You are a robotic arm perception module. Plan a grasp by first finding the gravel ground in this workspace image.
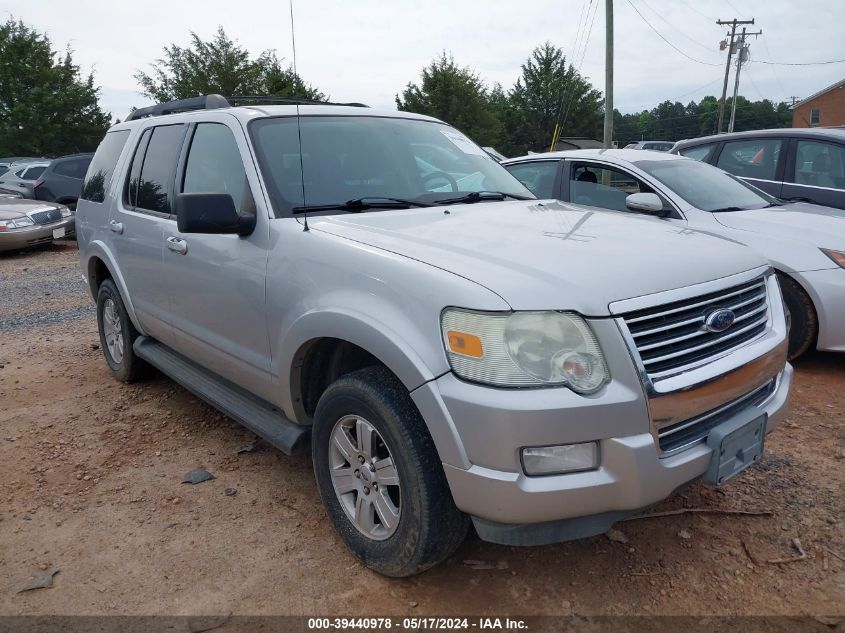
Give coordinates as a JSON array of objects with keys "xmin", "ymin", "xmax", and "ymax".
[{"xmin": 0, "ymin": 243, "xmax": 843, "ymax": 618}]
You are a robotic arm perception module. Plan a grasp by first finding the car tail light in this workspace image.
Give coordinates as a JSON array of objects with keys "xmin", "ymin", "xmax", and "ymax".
[{"xmin": 33, "ymin": 178, "xmax": 44, "ymax": 188}]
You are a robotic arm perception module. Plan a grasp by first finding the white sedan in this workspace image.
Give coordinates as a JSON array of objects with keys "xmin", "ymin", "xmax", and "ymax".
[{"xmin": 502, "ymin": 149, "xmax": 845, "ymax": 360}]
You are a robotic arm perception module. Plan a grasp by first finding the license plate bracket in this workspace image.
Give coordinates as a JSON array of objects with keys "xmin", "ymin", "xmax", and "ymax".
[{"xmin": 703, "ymin": 409, "xmax": 767, "ymax": 486}]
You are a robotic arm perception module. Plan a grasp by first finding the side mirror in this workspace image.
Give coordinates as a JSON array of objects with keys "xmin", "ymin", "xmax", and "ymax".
[
  {"xmin": 175, "ymin": 192, "xmax": 255, "ymax": 236},
  {"xmin": 626, "ymin": 192, "xmax": 668, "ymax": 216}
]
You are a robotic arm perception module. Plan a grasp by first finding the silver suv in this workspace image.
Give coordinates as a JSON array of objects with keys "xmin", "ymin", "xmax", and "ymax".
[{"xmin": 77, "ymin": 95, "xmax": 792, "ymax": 576}]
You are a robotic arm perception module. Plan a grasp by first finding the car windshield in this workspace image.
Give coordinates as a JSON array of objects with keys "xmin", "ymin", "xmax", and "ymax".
[
  {"xmin": 634, "ymin": 158, "xmax": 777, "ymax": 212},
  {"xmin": 250, "ymin": 115, "xmax": 533, "ymax": 213}
]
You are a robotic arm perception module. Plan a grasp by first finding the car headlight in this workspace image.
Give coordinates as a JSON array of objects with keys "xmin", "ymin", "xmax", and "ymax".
[
  {"xmin": 821, "ymin": 248, "xmax": 845, "ymax": 269},
  {"xmin": 60, "ymin": 206, "xmax": 72, "ymax": 217},
  {"xmin": 441, "ymin": 308, "xmax": 609, "ymax": 393},
  {"xmin": 0, "ymin": 217, "xmax": 35, "ymax": 230}
]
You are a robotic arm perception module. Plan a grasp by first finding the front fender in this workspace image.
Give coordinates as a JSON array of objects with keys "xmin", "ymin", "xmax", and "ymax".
[
  {"xmin": 275, "ymin": 307, "xmax": 442, "ymax": 415},
  {"xmin": 83, "ymin": 240, "xmax": 147, "ymax": 335}
]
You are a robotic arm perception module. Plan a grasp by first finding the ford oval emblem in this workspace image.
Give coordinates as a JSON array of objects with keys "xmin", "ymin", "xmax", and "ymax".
[{"xmin": 703, "ymin": 308, "xmax": 736, "ymax": 333}]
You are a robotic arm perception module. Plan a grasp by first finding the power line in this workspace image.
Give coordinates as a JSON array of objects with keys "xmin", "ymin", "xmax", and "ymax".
[
  {"xmin": 750, "ymin": 57, "xmax": 845, "ymax": 66},
  {"xmin": 638, "ymin": 0, "xmax": 720, "ymax": 54},
  {"xmin": 759, "ymin": 34, "xmax": 786, "ymax": 102},
  {"xmin": 625, "ymin": 0, "xmax": 722, "ymax": 66},
  {"xmin": 619, "ymin": 76, "xmax": 723, "ymax": 111},
  {"xmin": 677, "ymin": 0, "xmax": 720, "ymax": 27}
]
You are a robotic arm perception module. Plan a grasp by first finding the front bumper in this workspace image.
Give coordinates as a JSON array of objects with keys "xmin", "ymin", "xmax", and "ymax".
[
  {"xmin": 0, "ymin": 217, "xmax": 75, "ymax": 252},
  {"xmin": 437, "ymin": 363, "xmax": 791, "ymax": 544},
  {"xmin": 792, "ymin": 268, "xmax": 845, "ymax": 352}
]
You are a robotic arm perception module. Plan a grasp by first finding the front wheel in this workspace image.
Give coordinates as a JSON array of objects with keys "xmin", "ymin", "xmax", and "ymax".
[
  {"xmin": 777, "ymin": 273, "xmax": 817, "ymax": 361},
  {"xmin": 312, "ymin": 367, "xmax": 469, "ymax": 577}
]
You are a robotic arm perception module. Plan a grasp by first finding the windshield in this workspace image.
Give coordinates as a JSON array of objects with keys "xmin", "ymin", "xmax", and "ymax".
[
  {"xmin": 250, "ymin": 115, "xmax": 532, "ymax": 214},
  {"xmin": 634, "ymin": 158, "xmax": 777, "ymax": 211}
]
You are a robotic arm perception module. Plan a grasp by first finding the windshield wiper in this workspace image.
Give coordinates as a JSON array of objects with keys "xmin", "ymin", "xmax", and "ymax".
[
  {"xmin": 710, "ymin": 206, "xmax": 747, "ymax": 213},
  {"xmin": 434, "ymin": 191, "xmax": 533, "ymax": 205},
  {"xmin": 293, "ymin": 197, "xmax": 431, "ymax": 214}
]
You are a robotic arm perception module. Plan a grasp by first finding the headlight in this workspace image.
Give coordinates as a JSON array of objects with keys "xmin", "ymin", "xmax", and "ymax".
[
  {"xmin": 0, "ymin": 217, "xmax": 35, "ymax": 230},
  {"xmin": 441, "ymin": 308, "xmax": 609, "ymax": 393},
  {"xmin": 60, "ymin": 206, "xmax": 72, "ymax": 217},
  {"xmin": 821, "ymin": 248, "xmax": 845, "ymax": 269}
]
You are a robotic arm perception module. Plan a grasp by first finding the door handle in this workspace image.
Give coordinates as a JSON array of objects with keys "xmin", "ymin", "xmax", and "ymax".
[
  {"xmin": 109, "ymin": 220, "xmax": 123, "ymax": 234},
  {"xmin": 166, "ymin": 236, "xmax": 188, "ymax": 255}
]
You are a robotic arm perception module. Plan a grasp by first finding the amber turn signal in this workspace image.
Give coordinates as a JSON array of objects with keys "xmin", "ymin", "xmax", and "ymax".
[{"xmin": 446, "ymin": 330, "xmax": 483, "ymax": 358}]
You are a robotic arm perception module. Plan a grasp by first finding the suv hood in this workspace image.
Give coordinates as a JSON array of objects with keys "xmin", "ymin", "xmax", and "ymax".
[
  {"xmin": 312, "ymin": 200, "xmax": 766, "ymax": 315},
  {"xmin": 712, "ymin": 202, "xmax": 845, "ymax": 250}
]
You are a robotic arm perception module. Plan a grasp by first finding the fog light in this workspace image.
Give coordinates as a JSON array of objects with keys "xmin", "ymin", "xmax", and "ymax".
[{"xmin": 521, "ymin": 442, "xmax": 599, "ymax": 476}]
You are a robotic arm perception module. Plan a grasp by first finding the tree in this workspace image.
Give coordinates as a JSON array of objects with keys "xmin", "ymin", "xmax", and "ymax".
[
  {"xmin": 135, "ymin": 27, "xmax": 325, "ymax": 102},
  {"xmin": 396, "ymin": 53, "xmax": 502, "ymax": 147},
  {"xmin": 507, "ymin": 43, "xmax": 604, "ymax": 155},
  {"xmin": 0, "ymin": 19, "xmax": 111, "ymax": 156}
]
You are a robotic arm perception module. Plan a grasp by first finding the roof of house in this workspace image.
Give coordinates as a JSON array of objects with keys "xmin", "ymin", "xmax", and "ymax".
[{"xmin": 794, "ymin": 78, "xmax": 845, "ymax": 108}]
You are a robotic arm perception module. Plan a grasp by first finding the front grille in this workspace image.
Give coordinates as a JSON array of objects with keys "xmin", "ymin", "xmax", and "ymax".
[
  {"xmin": 28, "ymin": 208, "xmax": 62, "ymax": 225},
  {"xmin": 658, "ymin": 379, "xmax": 777, "ymax": 453},
  {"xmin": 621, "ymin": 277, "xmax": 769, "ymax": 380}
]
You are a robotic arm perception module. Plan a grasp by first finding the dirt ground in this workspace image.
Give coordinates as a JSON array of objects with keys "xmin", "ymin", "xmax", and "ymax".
[{"xmin": 0, "ymin": 243, "xmax": 843, "ymax": 617}]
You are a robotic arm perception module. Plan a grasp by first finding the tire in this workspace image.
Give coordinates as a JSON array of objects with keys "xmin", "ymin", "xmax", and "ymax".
[
  {"xmin": 777, "ymin": 273, "xmax": 817, "ymax": 361},
  {"xmin": 96, "ymin": 279, "xmax": 147, "ymax": 382},
  {"xmin": 312, "ymin": 366, "xmax": 469, "ymax": 577}
]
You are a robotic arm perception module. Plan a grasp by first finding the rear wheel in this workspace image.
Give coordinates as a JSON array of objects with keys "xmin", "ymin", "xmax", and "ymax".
[
  {"xmin": 312, "ymin": 366, "xmax": 469, "ymax": 577},
  {"xmin": 777, "ymin": 273, "xmax": 817, "ymax": 360},
  {"xmin": 96, "ymin": 279, "xmax": 147, "ymax": 382}
]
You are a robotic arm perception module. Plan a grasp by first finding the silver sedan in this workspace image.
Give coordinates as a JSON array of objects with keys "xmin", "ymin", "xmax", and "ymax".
[
  {"xmin": 502, "ymin": 149, "xmax": 845, "ymax": 360},
  {"xmin": 0, "ymin": 198, "xmax": 74, "ymax": 252}
]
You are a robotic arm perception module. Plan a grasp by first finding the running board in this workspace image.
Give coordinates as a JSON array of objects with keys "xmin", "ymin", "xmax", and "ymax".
[{"xmin": 133, "ymin": 336, "xmax": 309, "ymax": 456}]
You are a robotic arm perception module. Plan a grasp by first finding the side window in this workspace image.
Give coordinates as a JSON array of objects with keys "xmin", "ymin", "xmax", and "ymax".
[
  {"xmin": 716, "ymin": 138, "xmax": 782, "ymax": 181},
  {"xmin": 55, "ymin": 158, "xmax": 90, "ymax": 179},
  {"xmin": 679, "ymin": 144, "xmax": 715, "ymax": 162},
  {"xmin": 503, "ymin": 161, "xmax": 559, "ymax": 199},
  {"xmin": 810, "ymin": 109, "xmax": 820, "ymax": 126},
  {"xmin": 570, "ymin": 163, "xmax": 647, "ymax": 212},
  {"xmin": 81, "ymin": 130, "xmax": 130, "ymax": 203},
  {"xmin": 124, "ymin": 128, "xmax": 152, "ymax": 209},
  {"xmin": 182, "ymin": 123, "xmax": 252, "ymax": 213},
  {"xmin": 794, "ymin": 140, "xmax": 845, "ymax": 190},
  {"xmin": 22, "ymin": 165, "xmax": 46, "ymax": 180},
  {"xmin": 135, "ymin": 125, "xmax": 186, "ymax": 214}
]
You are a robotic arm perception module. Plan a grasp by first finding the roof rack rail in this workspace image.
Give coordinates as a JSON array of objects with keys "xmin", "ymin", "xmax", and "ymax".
[{"xmin": 125, "ymin": 94, "xmax": 368, "ymax": 121}]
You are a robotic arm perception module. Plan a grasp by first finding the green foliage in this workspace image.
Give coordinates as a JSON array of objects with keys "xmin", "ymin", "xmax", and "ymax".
[
  {"xmin": 506, "ymin": 42, "xmax": 604, "ymax": 155},
  {"xmin": 135, "ymin": 27, "xmax": 325, "ymax": 102},
  {"xmin": 0, "ymin": 19, "xmax": 111, "ymax": 156},
  {"xmin": 614, "ymin": 95, "xmax": 792, "ymax": 147},
  {"xmin": 395, "ymin": 53, "xmax": 502, "ymax": 147}
]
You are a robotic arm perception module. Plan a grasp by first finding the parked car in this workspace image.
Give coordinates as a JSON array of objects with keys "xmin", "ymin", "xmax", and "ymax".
[
  {"xmin": 78, "ymin": 95, "xmax": 790, "ymax": 577},
  {"xmin": 671, "ymin": 128, "xmax": 845, "ymax": 210},
  {"xmin": 0, "ymin": 161, "xmax": 51, "ymax": 198},
  {"xmin": 0, "ymin": 156, "xmax": 43, "ymax": 177},
  {"xmin": 0, "ymin": 198, "xmax": 74, "ymax": 252},
  {"xmin": 502, "ymin": 149, "xmax": 845, "ymax": 359},
  {"xmin": 623, "ymin": 141, "xmax": 674, "ymax": 152},
  {"xmin": 32, "ymin": 153, "xmax": 93, "ymax": 210}
]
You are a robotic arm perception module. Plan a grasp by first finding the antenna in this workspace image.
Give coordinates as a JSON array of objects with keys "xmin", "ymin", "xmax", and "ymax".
[{"xmin": 289, "ymin": 0, "xmax": 308, "ymax": 231}]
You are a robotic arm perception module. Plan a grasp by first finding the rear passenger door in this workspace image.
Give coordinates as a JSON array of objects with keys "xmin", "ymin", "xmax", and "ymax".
[
  {"xmin": 714, "ymin": 137, "xmax": 785, "ymax": 198},
  {"xmin": 781, "ymin": 138, "xmax": 845, "ymax": 209},
  {"xmin": 111, "ymin": 123, "xmax": 187, "ymax": 347},
  {"xmin": 162, "ymin": 117, "xmax": 274, "ymax": 400}
]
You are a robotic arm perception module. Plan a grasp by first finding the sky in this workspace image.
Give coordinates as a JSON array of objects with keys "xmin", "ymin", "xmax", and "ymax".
[{"xmin": 5, "ymin": 0, "xmax": 845, "ymax": 122}]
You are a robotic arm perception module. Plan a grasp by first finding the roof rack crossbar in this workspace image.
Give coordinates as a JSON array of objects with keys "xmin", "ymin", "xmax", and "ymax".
[{"xmin": 125, "ymin": 94, "xmax": 369, "ymax": 121}]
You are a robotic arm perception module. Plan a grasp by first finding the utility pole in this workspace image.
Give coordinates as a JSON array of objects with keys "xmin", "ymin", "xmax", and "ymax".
[
  {"xmin": 716, "ymin": 18, "xmax": 754, "ymax": 133},
  {"xmin": 603, "ymin": 0, "xmax": 613, "ymax": 148},
  {"xmin": 727, "ymin": 27, "xmax": 762, "ymax": 132}
]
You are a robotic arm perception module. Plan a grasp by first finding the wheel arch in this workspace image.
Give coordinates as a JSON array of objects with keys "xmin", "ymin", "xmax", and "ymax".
[{"xmin": 84, "ymin": 242, "xmax": 145, "ymax": 334}]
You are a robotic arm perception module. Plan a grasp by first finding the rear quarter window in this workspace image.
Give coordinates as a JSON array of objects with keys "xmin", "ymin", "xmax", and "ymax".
[
  {"xmin": 81, "ymin": 130, "xmax": 131, "ymax": 203},
  {"xmin": 54, "ymin": 157, "xmax": 91, "ymax": 179},
  {"xmin": 678, "ymin": 144, "xmax": 715, "ymax": 162}
]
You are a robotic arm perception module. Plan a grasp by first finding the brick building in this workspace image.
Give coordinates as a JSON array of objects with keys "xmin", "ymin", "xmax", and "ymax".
[{"xmin": 793, "ymin": 78, "xmax": 845, "ymax": 128}]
